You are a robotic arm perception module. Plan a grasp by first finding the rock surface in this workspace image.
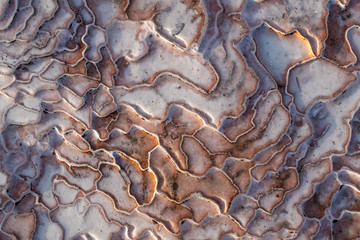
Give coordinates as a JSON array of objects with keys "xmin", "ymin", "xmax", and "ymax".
[{"xmin": 0, "ymin": 0, "xmax": 359, "ymax": 239}]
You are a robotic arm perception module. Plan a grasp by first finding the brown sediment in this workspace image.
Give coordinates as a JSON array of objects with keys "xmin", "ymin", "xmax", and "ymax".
[
  {"xmin": 138, "ymin": 193, "xmax": 192, "ymax": 234},
  {"xmin": 323, "ymin": 0, "xmax": 360, "ymax": 66},
  {"xmin": 313, "ymin": 216, "xmax": 332, "ymax": 240},
  {"xmin": 182, "ymin": 193, "xmax": 221, "ymax": 223},
  {"xmin": 180, "ymin": 215, "xmax": 246, "ymax": 239},
  {"xmin": 160, "ymin": 105, "xmax": 204, "ymax": 170},
  {"xmin": 2, "ymin": 213, "xmax": 36, "ymax": 240},
  {"xmin": 182, "ymin": 135, "xmax": 213, "ymax": 175},
  {"xmin": 97, "ymin": 163, "xmax": 138, "ymax": 212},
  {"xmin": 223, "ymin": 157, "xmax": 254, "ymax": 193},
  {"xmin": 302, "ymin": 173, "xmax": 340, "ymax": 219},
  {"xmin": 63, "ymin": 130, "xmax": 90, "ymax": 151},
  {"xmin": 294, "ymin": 218, "xmax": 319, "ymax": 239},
  {"xmin": 149, "ymin": 147, "xmax": 238, "ymax": 213},
  {"xmin": 114, "ymin": 152, "xmax": 156, "ymax": 205},
  {"xmin": 331, "ymin": 184, "xmax": 360, "ymax": 218},
  {"xmin": 332, "ymin": 212, "xmax": 360, "ymax": 239},
  {"xmin": 84, "ymin": 127, "xmax": 158, "ymax": 169}
]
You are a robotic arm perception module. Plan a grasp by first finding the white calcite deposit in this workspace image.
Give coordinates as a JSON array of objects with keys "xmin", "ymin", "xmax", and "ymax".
[{"xmin": 0, "ymin": 0, "xmax": 360, "ymax": 239}]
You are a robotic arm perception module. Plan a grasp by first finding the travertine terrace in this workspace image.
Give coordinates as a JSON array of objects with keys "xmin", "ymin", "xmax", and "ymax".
[{"xmin": 0, "ymin": 0, "xmax": 359, "ymax": 239}]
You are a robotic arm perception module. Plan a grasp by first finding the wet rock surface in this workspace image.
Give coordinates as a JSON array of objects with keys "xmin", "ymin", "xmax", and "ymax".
[{"xmin": 0, "ymin": 0, "xmax": 360, "ymax": 239}]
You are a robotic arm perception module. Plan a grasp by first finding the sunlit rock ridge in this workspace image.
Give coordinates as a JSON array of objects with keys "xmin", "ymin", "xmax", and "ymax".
[{"xmin": 0, "ymin": 0, "xmax": 359, "ymax": 239}]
